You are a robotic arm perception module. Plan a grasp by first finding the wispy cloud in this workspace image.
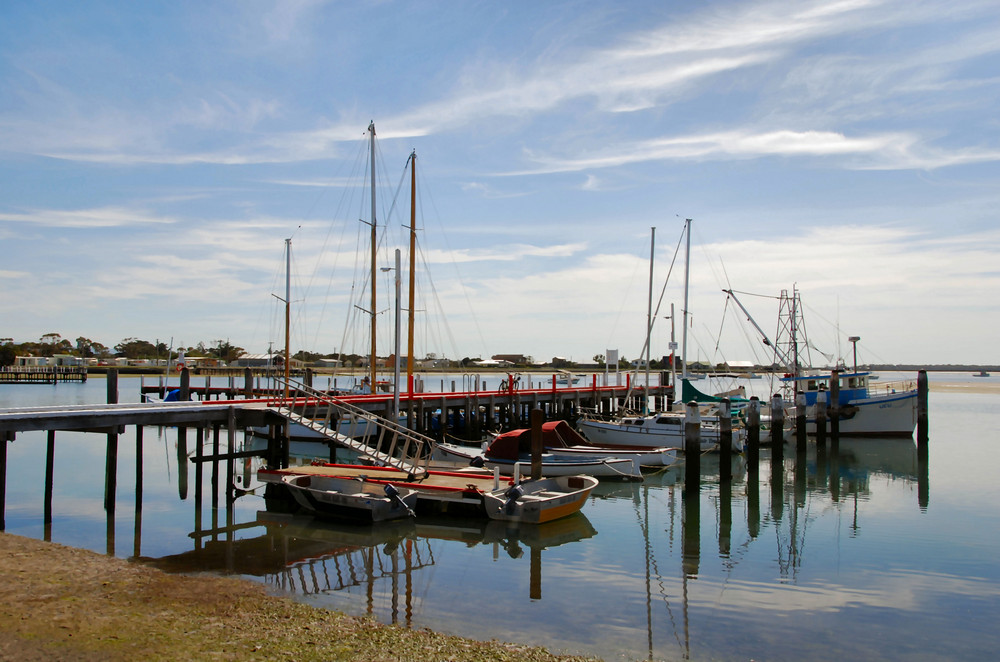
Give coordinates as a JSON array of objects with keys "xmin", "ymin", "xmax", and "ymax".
[{"xmin": 0, "ymin": 206, "xmax": 177, "ymax": 228}]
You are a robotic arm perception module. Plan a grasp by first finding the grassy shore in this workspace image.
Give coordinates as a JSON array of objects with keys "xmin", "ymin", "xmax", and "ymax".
[{"xmin": 0, "ymin": 533, "xmax": 598, "ymax": 662}]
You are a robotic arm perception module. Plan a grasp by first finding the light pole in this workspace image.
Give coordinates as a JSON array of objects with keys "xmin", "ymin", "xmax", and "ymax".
[
  {"xmin": 381, "ymin": 249, "xmax": 402, "ymax": 419},
  {"xmin": 848, "ymin": 336, "xmax": 860, "ymax": 374}
]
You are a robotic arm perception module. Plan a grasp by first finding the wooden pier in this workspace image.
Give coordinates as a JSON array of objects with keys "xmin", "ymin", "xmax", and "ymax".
[
  {"xmin": 0, "ymin": 368, "xmax": 674, "ymax": 531},
  {"xmin": 0, "ymin": 366, "xmax": 87, "ymax": 384}
]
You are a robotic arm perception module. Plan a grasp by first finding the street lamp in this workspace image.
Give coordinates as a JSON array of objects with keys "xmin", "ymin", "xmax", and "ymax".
[{"xmin": 848, "ymin": 336, "xmax": 861, "ymax": 374}]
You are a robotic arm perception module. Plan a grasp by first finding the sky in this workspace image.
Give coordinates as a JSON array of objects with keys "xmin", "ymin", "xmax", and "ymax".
[{"xmin": 1, "ymin": 0, "xmax": 998, "ymax": 367}]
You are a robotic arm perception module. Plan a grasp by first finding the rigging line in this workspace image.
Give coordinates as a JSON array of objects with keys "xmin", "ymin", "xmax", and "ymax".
[
  {"xmin": 308, "ymin": 135, "xmax": 370, "ymax": 351},
  {"xmin": 415, "ymin": 239, "xmax": 462, "ymax": 363},
  {"xmin": 604, "ymin": 241, "xmax": 647, "ymax": 351},
  {"xmin": 415, "ymin": 158, "xmax": 491, "ymax": 359},
  {"xmin": 621, "ymin": 222, "xmax": 687, "ymax": 399},
  {"xmin": 714, "ymin": 295, "xmax": 731, "ymax": 355}
]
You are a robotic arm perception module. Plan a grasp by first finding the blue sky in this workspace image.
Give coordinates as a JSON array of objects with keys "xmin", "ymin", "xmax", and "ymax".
[{"xmin": 1, "ymin": 0, "xmax": 998, "ymax": 367}]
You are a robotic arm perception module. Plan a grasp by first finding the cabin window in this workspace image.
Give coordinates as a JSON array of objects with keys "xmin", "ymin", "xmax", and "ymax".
[
  {"xmin": 807, "ymin": 380, "xmax": 817, "ymax": 391},
  {"xmin": 656, "ymin": 417, "xmax": 679, "ymax": 425}
]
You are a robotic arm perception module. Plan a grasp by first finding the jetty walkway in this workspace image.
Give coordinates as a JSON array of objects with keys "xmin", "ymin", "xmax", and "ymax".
[{"xmin": 0, "ymin": 370, "xmax": 671, "ymax": 530}]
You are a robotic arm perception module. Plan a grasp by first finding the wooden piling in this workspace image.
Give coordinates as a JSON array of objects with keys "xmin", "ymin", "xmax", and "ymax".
[
  {"xmin": 0, "ymin": 432, "xmax": 7, "ymax": 531},
  {"xmin": 194, "ymin": 426, "xmax": 204, "ymax": 533},
  {"xmin": 815, "ymin": 390, "xmax": 827, "ymax": 446},
  {"xmin": 719, "ymin": 398, "xmax": 732, "ymax": 483},
  {"xmin": 719, "ymin": 480, "xmax": 731, "ymax": 557},
  {"xmin": 770, "ymin": 395, "xmax": 784, "ymax": 492},
  {"xmin": 684, "ymin": 401, "xmax": 701, "ymax": 493},
  {"xmin": 747, "ymin": 396, "xmax": 760, "ymax": 480},
  {"xmin": 530, "ymin": 408, "xmax": 544, "ymax": 481},
  {"xmin": 105, "ymin": 370, "xmax": 119, "ymax": 512},
  {"xmin": 180, "ymin": 368, "xmax": 191, "ymax": 401},
  {"xmin": 917, "ymin": 370, "xmax": 929, "ymax": 449},
  {"xmin": 530, "ymin": 547, "xmax": 542, "ymax": 600},
  {"xmin": 177, "ymin": 426, "xmax": 188, "ymax": 501},
  {"xmin": 770, "ymin": 394, "xmax": 784, "ymax": 448},
  {"xmin": 795, "ymin": 392, "xmax": 807, "ymax": 451},
  {"xmin": 133, "ymin": 424, "xmax": 143, "ymax": 558},
  {"xmin": 134, "ymin": 425, "xmax": 143, "ymax": 512},
  {"xmin": 226, "ymin": 407, "xmax": 236, "ymax": 503},
  {"xmin": 747, "ymin": 460, "xmax": 760, "ymax": 539},
  {"xmin": 44, "ymin": 430, "xmax": 55, "ymax": 524},
  {"xmin": 682, "ymin": 485, "xmax": 700, "ymax": 577},
  {"xmin": 244, "ymin": 368, "xmax": 253, "ymax": 398},
  {"xmin": 829, "ymin": 369, "xmax": 840, "ymax": 439},
  {"xmin": 211, "ymin": 424, "xmax": 220, "ymax": 510}
]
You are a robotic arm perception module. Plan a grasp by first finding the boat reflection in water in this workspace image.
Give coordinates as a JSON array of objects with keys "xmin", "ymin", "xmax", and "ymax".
[{"xmin": 147, "ymin": 509, "xmax": 596, "ymax": 625}]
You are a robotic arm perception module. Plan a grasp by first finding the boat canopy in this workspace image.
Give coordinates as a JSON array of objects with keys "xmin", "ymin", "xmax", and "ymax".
[
  {"xmin": 486, "ymin": 421, "xmax": 589, "ymax": 461},
  {"xmin": 681, "ymin": 378, "xmax": 749, "ymax": 404}
]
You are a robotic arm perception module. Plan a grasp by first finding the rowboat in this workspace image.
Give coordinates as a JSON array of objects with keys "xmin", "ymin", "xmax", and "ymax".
[
  {"xmin": 281, "ymin": 474, "xmax": 417, "ymax": 522},
  {"xmin": 484, "ymin": 474, "xmax": 598, "ymax": 524}
]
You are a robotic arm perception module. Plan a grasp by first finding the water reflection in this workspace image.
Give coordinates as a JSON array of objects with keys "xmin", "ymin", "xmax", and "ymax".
[
  {"xmin": 2, "ymin": 376, "xmax": 956, "ymax": 662},
  {"xmin": 147, "ymin": 510, "xmax": 596, "ymax": 624}
]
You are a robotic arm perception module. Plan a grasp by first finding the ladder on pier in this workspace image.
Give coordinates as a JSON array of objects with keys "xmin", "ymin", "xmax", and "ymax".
[{"xmin": 269, "ymin": 379, "xmax": 434, "ymax": 479}]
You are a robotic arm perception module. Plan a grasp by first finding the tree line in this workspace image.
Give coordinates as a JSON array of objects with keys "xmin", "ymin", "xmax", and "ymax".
[{"xmin": 0, "ymin": 333, "xmax": 250, "ymax": 367}]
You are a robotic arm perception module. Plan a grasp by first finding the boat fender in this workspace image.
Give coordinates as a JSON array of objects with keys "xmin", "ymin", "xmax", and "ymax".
[
  {"xmin": 470, "ymin": 455, "xmax": 485, "ymax": 468},
  {"xmin": 503, "ymin": 484, "xmax": 524, "ymax": 515}
]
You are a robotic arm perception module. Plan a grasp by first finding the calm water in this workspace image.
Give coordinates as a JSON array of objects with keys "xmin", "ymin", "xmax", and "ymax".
[{"xmin": 2, "ymin": 372, "xmax": 999, "ymax": 661}]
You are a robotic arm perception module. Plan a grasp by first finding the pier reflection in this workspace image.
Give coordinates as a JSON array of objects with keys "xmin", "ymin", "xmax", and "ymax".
[
  {"xmin": 620, "ymin": 435, "xmax": 928, "ymax": 660},
  {"xmin": 146, "ymin": 511, "xmax": 596, "ymax": 625}
]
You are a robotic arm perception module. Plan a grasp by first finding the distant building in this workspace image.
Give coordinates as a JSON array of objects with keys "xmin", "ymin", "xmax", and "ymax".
[
  {"xmin": 476, "ymin": 358, "xmax": 514, "ymax": 367},
  {"xmin": 15, "ymin": 356, "xmax": 49, "ymax": 367},
  {"xmin": 491, "ymin": 354, "xmax": 529, "ymax": 365},
  {"xmin": 232, "ymin": 353, "xmax": 280, "ymax": 368}
]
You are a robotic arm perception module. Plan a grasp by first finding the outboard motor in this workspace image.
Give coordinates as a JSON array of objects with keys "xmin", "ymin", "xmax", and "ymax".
[
  {"xmin": 383, "ymin": 483, "xmax": 415, "ymax": 517},
  {"xmin": 502, "ymin": 484, "xmax": 524, "ymax": 515}
]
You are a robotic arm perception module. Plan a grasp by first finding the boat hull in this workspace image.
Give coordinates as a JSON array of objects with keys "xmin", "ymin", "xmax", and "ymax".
[
  {"xmin": 483, "ymin": 475, "xmax": 598, "ymax": 524},
  {"xmin": 432, "ymin": 443, "xmax": 643, "ymax": 479},
  {"xmin": 282, "ymin": 474, "xmax": 417, "ymax": 522},
  {"xmin": 808, "ymin": 390, "xmax": 917, "ymax": 437},
  {"xmin": 577, "ymin": 416, "xmax": 745, "ymax": 452}
]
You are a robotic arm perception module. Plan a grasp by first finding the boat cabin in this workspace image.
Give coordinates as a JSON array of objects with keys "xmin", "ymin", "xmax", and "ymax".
[{"xmin": 780, "ymin": 371, "xmax": 871, "ymax": 406}]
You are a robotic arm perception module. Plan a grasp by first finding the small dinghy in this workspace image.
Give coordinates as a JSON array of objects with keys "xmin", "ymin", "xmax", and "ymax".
[
  {"xmin": 483, "ymin": 474, "xmax": 599, "ymax": 524},
  {"xmin": 282, "ymin": 474, "xmax": 417, "ymax": 523}
]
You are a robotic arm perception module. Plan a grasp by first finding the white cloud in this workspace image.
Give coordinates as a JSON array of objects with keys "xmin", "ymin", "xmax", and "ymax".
[{"xmin": 0, "ymin": 207, "xmax": 177, "ymax": 228}]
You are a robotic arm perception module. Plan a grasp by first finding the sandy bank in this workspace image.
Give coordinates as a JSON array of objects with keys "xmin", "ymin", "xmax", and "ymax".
[{"xmin": 0, "ymin": 533, "xmax": 596, "ymax": 662}]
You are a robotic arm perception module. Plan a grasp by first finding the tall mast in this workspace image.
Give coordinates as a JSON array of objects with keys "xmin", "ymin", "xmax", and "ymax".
[
  {"xmin": 283, "ymin": 237, "xmax": 291, "ymax": 399},
  {"xmin": 681, "ymin": 218, "xmax": 691, "ymax": 380},
  {"xmin": 368, "ymin": 121, "xmax": 377, "ymax": 389},
  {"xmin": 407, "ymin": 150, "xmax": 417, "ymax": 397},
  {"xmin": 645, "ymin": 227, "xmax": 655, "ymax": 408}
]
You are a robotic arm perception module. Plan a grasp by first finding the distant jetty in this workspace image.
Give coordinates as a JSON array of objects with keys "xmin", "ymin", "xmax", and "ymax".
[{"xmin": 0, "ymin": 366, "xmax": 87, "ymax": 384}]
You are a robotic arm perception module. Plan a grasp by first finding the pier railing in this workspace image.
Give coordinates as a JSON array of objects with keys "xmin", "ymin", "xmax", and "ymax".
[{"xmin": 268, "ymin": 378, "xmax": 435, "ymax": 479}]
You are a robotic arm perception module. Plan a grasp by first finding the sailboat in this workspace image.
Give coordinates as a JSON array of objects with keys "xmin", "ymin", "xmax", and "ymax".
[{"xmin": 576, "ymin": 221, "xmax": 746, "ymax": 453}]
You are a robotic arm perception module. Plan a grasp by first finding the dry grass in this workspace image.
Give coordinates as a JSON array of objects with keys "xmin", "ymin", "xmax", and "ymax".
[{"xmin": 0, "ymin": 533, "xmax": 598, "ymax": 662}]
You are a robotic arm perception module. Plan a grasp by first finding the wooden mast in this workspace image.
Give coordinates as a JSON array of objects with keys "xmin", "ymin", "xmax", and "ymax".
[
  {"xmin": 407, "ymin": 150, "xmax": 417, "ymax": 397},
  {"xmin": 368, "ymin": 121, "xmax": 377, "ymax": 391},
  {"xmin": 283, "ymin": 237, "xmax": 291, "ymax": 399}
]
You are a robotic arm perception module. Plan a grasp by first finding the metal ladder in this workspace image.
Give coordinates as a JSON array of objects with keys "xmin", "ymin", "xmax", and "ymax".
[{"xmin": 268, "ymin": 378, "xmax": 434, "ymax": 479}]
